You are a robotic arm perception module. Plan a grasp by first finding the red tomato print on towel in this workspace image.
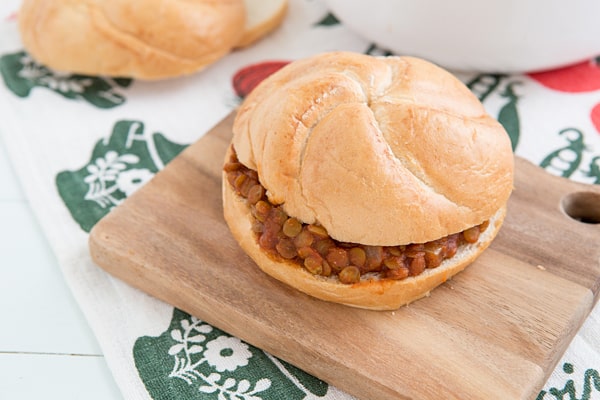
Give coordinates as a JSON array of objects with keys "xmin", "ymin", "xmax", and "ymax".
[
  {"xmin": 233, "ymin": 61, "xmax": 290, "ymax": 99},
  {"xmin": 529, "ymin": 57, "xmax": 600, "ymax": 134},
  {"xmin": 528, "ymin": 58, "xmax": 600, "ymax": 93}
]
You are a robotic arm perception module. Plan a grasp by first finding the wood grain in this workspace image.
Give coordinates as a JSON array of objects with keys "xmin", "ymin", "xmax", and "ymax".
[{"xmin": 89, "ymin": 112, "xmax": 600, "ymax": 400}]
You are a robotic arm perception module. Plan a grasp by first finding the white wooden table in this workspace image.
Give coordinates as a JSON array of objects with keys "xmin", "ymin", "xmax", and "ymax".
[{"xmin": 0, "ymin": 136, "xmax": 123, "ymax": 399}]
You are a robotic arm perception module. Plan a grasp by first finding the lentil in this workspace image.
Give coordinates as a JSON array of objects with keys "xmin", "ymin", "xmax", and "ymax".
[
  {"xmin": 463, "ymin": 226, "xmax": 480, "ymax": 243},
  {"xmin": 326, "ymin": 248, "xmax": 349, "ymax": 270},
  {"xmin": 225, "ymin": 148, "xmax": 490, "ymax": 285},
  {"xmin": 247, "ymin": 184, "xmax": 264, "ymax": 205},
  {"xmin": 339, "ymin": 266, "xmax": 361, "ymax": 284},
  {"xmin": 283, "ymin": 217, "xmax": 303, "ymax": 238},
  {"xmin": 304, "ymin": 256, "xmax": 323, "ymax": 275},
  {"xmin": 348, "ymin": 247, "xmax": 366, "ymax": 268},
  {"xmin": 276, "ymin": 238, "xmax": 297, "ymax": 259},
  {"xmin": 293, "ymin": 229, "xmax": 314, "ymax": 248}
]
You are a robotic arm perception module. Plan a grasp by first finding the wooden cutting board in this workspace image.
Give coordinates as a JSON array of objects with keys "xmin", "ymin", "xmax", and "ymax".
[{"xmin": 89, "ymin": 112, "xmax": 600, "ymax": 400}]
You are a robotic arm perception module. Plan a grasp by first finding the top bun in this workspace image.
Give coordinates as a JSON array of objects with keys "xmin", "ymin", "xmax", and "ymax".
[
  {"xmin": 18, "ymin": 0, "xmax": 246, "ymax": 80},
  {"xmin": 232, "ymin": 51, "xmax": 514, "ymax": 246}
]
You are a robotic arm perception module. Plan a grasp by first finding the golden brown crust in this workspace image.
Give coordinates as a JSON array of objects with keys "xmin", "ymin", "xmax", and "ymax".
[
  {"xmin": 222, "ymin": 158, "xmax": 507, "ymax": 310},
  {"xmin": 18, "ymin": 0, "xmax": 246, "ymax": 79},
  {"xmin": 232, "ymin": 52, "xmax": 514, "ymax": 245}
]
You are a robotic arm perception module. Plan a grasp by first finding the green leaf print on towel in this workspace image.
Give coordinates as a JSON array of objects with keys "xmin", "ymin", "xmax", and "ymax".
[
  {"xmin": 537, "ymin": 363, "xmax": 600, "ymax": 400},
  {"xmin": 314, "ymin": 12, "xmax": 339, "ymax": 26},
  {"xmin": 497, "ymin": 82, "xmax": 521, "ymax": 152},
  {"xmin": 56, "ymin": 120, "xmax": 187, "ymax": 232},
  {"xmin": 540, "ymin": 128, "xmax": 587, "ymax": 178},
  {"xmin": 0, "ymin": 51, "xmax": 132, "ymax": 108},
  {"xmin": 134, "ymin": 309, "xmax": 331, "ymax": 400},
  {"xmin": 583, "ymin": 156, "xmax": 600, "ymax": 184},
  {"xmin": 539, "ymin": 127, "xmax": 600, "ymax": 184}
]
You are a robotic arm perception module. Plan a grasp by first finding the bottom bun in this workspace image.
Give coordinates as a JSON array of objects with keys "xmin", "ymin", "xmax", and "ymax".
[
  {"xmin": 236, "ymin": 0, "xmax": 288, "ymax": 48},
  {"xmin": 222, "ymin": 169, "xmax": 507, "ymax": 311}
]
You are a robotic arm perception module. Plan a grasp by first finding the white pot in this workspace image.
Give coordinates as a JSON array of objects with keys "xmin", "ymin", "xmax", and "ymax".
[{"xmin": 324, "ymin": 0, "xmax": 600, "ymax": 72}]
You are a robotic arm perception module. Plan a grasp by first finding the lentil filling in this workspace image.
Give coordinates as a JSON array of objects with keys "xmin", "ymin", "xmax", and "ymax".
[{"xmin": 225, "ymin": 148, "xmax": 489, "ymax": 284}]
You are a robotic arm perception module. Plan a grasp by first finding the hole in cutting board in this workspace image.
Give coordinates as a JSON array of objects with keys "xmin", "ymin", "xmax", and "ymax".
[{"xmin": 561, "ymin": 191, "xmax": 600, "ymax": 224}]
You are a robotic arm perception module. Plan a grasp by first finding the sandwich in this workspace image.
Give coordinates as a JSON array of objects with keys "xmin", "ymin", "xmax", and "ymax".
[
  {"xmin": 18, "ymin": 0, "xmax": 288, "ymax": 80},
  {"xmin": 222, "ymin": 51, "xmax": 514, "ymax": 310}
]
